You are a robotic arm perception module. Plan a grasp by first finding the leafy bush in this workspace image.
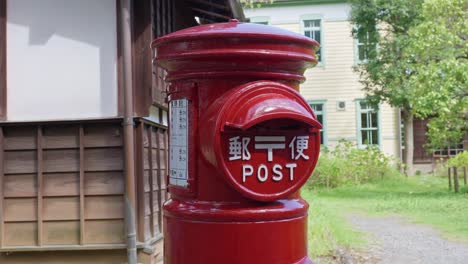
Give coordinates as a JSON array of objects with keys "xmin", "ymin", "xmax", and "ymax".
[
  {"xmin": 308, "ymin": 140, "xmax": 402, "ymax": 188},
  {"xmin": 447, "ymin": 151, "xmax": 468, "ymax": 168}
]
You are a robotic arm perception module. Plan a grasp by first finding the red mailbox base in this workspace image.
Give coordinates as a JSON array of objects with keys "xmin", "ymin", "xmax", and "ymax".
[{"xmin": 164, "ymin": 198, "xmax": 313, "ymax": 264}]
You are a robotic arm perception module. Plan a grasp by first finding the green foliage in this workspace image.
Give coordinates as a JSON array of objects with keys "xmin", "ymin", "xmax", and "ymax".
[
  {"xmin": 309, "ymin": 140, "xmax": 401, "ymax": 188},
  {"xmin": 350, "ymin": 0, "xmax": 468, "ymax": 149},
  {"xmin": 350, "ymin": 0, "xmax": 424, "ymax": 109},
  {"xmin": 306, "ymin": 175, "xmax": 468, "ymax": 247},
  {"xmin": 448, "ymin": 151, "xmax": 468, "ymax": 167},
  {"xmin": 304, "ymin": 176, "xmax": 468, "ymax": 258},
  {"xmin": 404, "ymin": 0, "xmax": 468, "ymax": 149},
  {"xmin": 302, "ymin": 190, "xmax": 366, "ymax": 258}
]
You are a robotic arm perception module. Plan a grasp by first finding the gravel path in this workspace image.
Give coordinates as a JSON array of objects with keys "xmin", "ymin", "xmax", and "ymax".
[{"xmin": 347, "ymin": 214, "xmax": 468, "ymax": 264}]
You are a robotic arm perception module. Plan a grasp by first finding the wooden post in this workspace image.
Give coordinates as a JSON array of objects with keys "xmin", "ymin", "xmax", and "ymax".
[
  {"xmin": 448, "ymin": 167, "xmax": 452, "ymax": 190},
  {"xmin": 453, "ymin": 167, "xmax": 459, "ymax": 193}
]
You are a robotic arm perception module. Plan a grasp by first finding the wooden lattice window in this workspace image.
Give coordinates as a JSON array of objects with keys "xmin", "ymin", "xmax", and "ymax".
[{"xmin": 0, "ymin": 123, "xmax": 125, "ymax": 249}]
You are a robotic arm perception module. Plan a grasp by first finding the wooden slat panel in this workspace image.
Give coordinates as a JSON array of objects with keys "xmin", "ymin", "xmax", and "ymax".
[
  {"xmin": 158, "ymin": 149, "xmax": 166, "ymax": 169},
  {"xmin": 153, "ymin": 214, "xmax": 159, "ymax": 234},
  {"xmin": 147, "ymin": 127, "xmax": 155, "ymax": 236},
  {"xmin": 159, "ymin": 169, "xmax": 167, "ymax": 188},
  {"xmin": 152, "ymin": 171, "xmax": 159, "ymax": 190},
  {"xmin": 0, "ymin": 127, "xmax": 3, "ymax": 247},
  {"xmin": 132, "ymin": 0, "xmax": 153, "ymax": 116},
  {"xmin": 4, "ymin": 150, "xmax": 37, "ymax": 174},
  {"xmin": 143, "ymin": 148, "xmax": 150, "ymax": 170},
  {"xmin": 143, "ymin": 127, "xmax": 150, "ymax": 147},
  {"xmin": 43, "ymin": 149, "xmax": 79, "ymax": 173},
  {"xmin": 143, "ymin": 170, "xmax": 151, "ymax": 192},
  {"xmin": 144, "ymin": 192, "xmax": 151, "ymax": 216},
  {"xmin": 84, "ymin": 125, "xmax": 122, "ymax": 148},
  {"xmin": 152, "ymin": 191, "xmax": 160, "ymax": 214},
  {"xmin": 43, "ymin": 126, "xmax": 79, "ymax": 149},
  {"xmin": 4, "ymin": 174, "xmax": 37, "ymax": 197},
  {"xmin": 84, "ymin": 148, "xmax": 123, "ymax": 171},
  {"xmin": 37, "ymin": 127, "xmax": 43, "ymax": 245},
  {"xmin": 135, "ymin": 123, "xmax": 146, "ymax": 241},
  {"xmin": 43, "ymin": 173, "xmax": 79, "ymax": 197},
  {"xmin": 0, "ymin": 0, "xmax": 6, "ymax": 120},
  {"xmin": 158, "ymin": 129, "xmax": 166, "ymax": 149},
  {"xmin": 152, "ymin": 149, "xmax": 159, "ymax": 169},
  {"xmin": 4, "ymin": 222, "xmax": 37, "ymax": 247},
  {"xmin": 79, "ymin": 125, "xmax": 85, "ymax": 245},
  {"xmin": 4, "ymin": 198, "xmax": 38, "ymax": 222},
  {"xmin": 3, "ymin": 127, "xmax": 36, "ymax": 150},
  {"xmin": 155, "ymin": 127, "xmax": 163, "ymax": 234},
  {"xmin": 85, "ymin": 196, "xmax": 124, "ymax": 220},
  {"xmin": 144, "ymin": 216, "xmax": 152, "ymax": 239},
  {"xmin": 44, "ymin": 221, "xmax": 80, "ymax": 245},
  {"xmin": 84, "ymin": 171, "xmax": 124, "ymax": 195},
  {"xmin": 43, "ymin": 197, "xmax": 80, "ymax": 221},
  {"xmin": 84, "ymin": 220, "xmax": 125, "ymax": 244}
]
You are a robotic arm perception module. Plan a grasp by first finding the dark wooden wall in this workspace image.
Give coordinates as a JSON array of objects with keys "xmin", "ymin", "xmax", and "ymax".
[
  {"xmin": 413, "ymin": 118, "xmax": 432, "ymax": 163},
  {"xmin": 135, "ymin": 121, "xmax": 168, "ymax": 242},
  {"xmin": 0, "ymin": 122, "xmax": 125, "ymax": 248},
  {"xmin": 0, "ymin": 0, "xmax": 6, "ymax": 120}
]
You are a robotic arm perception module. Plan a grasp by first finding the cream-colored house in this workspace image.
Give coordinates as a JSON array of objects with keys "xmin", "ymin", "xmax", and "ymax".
[{"xmin": 245, "ymin": 0, "xmax": 402, "ymax": 159}]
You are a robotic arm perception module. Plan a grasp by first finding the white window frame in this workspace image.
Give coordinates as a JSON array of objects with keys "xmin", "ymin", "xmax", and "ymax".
[
  {"xmin": 309, "ymin": 100, "xmax": 327, "ymax": 146},
  {"xmin": 356, "ymin": 99, "xmax": 381, "ymax": 148},
  {"xmin": 249, "ymin": 16, "xmax": 270, "ymax": 25},
  {"xmin": 354, "ymin": 29, "xmax": 377, "ymax": 64},
  {"xmin": 300, "ymin": 14, "xmax": 324, "ymax": 66}
]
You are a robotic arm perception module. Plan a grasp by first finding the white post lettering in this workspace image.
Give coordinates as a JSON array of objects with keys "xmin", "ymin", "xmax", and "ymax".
[
  {"xmin": 285, "ymin": 163, "xmax": 297, "ymax": 181},
  {"xmin": 257, "ymin": 164, "xmax": 268, "ymax": 182},
  {"xmin": 272, "ymin": 164, "xmax": 283, "ymax": 182},
  {"xmin": 242, "ymin": 165, "xmax": 254, "ymax": 183}
]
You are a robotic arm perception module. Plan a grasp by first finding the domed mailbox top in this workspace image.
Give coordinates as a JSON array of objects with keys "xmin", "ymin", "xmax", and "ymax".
[{"xmin": 152, "ymin": 20, "xmax": 320, "ymax": 83}]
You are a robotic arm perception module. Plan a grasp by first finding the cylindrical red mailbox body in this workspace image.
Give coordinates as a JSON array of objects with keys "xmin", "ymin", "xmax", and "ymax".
[{"xmin": 152, "ymin": 20, "xmax": 321, "ymax": 264}]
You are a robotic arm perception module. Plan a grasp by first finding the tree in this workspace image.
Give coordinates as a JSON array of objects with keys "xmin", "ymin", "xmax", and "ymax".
[
  {"xmin": 240, "ymin": 0, "xmax": 274, "ymax": 9},
  {"xmin": 404, "ymin": 0, "xmax": 467, "ymax": 151},
  {"xmin": 350, "ymin": 0, "xmax": 425, "ymax": 175}
]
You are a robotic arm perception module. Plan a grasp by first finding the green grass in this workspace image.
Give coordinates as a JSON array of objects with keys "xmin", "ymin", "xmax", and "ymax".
[{"xmin": 302, "ymin": 175, "xmax": 468, "ymax": 258}]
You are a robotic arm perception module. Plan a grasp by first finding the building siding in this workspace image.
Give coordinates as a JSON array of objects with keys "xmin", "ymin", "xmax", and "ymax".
[{"xmin": 246, "ymin": 4, "xmax": 401, "ymax": 158}]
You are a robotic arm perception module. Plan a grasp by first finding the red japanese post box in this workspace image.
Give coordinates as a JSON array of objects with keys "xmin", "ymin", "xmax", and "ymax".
[{"xmin": 152, "ymin": 19, "xmax": 321, "ymax": 264}]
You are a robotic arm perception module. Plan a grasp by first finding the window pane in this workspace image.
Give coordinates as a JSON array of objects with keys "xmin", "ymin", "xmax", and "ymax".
[
  {"xmin": 313, "ymin": 20, "xmax": 320, "ymax": 27},
  {"xmin": 361, "ymin": 113, "xmax": 368, "ymax": 128},
  {"xmin": 358, "ymin": 46, "xmax": 366, "ymax": 61},
  {"xmin": 361, "ymin": 131, "xmax": 368, "ymax": 145},
  {"xmin": 315, "ymin": 31, "xmax": 321, "ymax": 43},
  {"xmin": 304, "ymin": 20, "xmax": 311, "ymax": 27},
  {"xmin": 311, "ymin": 104, "xmax": 322, "ymax": 112},
  {"xmin": 305, "ymin": 31, "xmax": 311, "ymax": 38},
  {"xmin": 317, "ymin": 114, "xmax": 323, "ymax": 124},
  {"xmin": 372, "ymin": 130, "xmax": 378, "ymax": 145},
  {"xmin": 371, "ymin": 112, "xmax": 378, "ymax": 128},
  {"xmin": 359, "ymin": 102, "xmax": 368, "ymax": 109}
]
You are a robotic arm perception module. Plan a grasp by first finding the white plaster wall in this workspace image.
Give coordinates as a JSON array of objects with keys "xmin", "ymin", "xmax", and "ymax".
[{"xmin": 7, "ymin": 0, "xmax": 118, "ymax": 121}]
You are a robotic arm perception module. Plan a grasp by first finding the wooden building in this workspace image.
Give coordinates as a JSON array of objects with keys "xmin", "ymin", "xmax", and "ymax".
[{"xmin": 0, "ymin": 0, "xmax": 244, "ymax": 263}]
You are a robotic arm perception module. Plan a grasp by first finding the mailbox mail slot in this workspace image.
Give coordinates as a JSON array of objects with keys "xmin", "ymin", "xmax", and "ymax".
[{"xmin": 202, "ymin": 81, "xmax": 321, "ymax": 201}]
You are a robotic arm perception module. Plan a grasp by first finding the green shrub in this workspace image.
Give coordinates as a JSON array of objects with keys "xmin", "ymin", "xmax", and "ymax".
[
  {"xmin": 308, "ymin": 140, "xmax": 402, "ymax": 188},
  {"xmin": 447, "ymin": 151, "xmax": 468, "ymax": 167}
]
